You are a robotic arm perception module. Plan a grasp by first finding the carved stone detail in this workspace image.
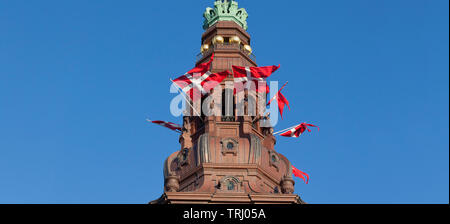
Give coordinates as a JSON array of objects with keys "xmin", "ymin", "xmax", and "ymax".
[
  {"xmin": 165, "ymin": 175, "xmax": 180, "ymax": 193},
  {"xmin": 220, "ymin": 138, "xmax": 239, "ymax": 155},
  {"xmin": 280, "ymin": 176, "xmax": 295, "ymax": 194},
  {"xmin": 217, "ymin": 176, "xmax": 242, "ymax": 192},
  {"xmin": 196, "ymin": 134, "xmax": 210, "ymax": 165},
  {"xmin": 249, "ymin": 134, "xmax": 261, "ymax": 164},
  {"xmin": 177, "ymin": 148, "xmax": 190, "ymax": 169},
  {"xmin": 269, "ymin": 150, "xmax": 280, "ymax": 171}
]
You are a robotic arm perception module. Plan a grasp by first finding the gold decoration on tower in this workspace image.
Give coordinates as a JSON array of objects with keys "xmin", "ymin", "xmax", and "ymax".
[
  {"xmin": 229, "ymin": 36, "xmax": 241, "ymax": 45},
  {"xmin": 212, "ymin": 35, "xmax": 224, "ymax": 45},
  {"xmin": 243, "ymin": 44, "xmax": 252, "ymax": 55},
  {"xmin": 201, "ymin": 44, "xmax": 210, "ymax": 53}
]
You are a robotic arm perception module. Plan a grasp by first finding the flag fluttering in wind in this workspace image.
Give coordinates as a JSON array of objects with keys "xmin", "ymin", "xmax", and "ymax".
[
  {"xmin": 267, "ymin": 81, "xmax": 290, "ymax": 119},
  {"xmin": 173, "ymin": 54, "xmax": 229, "ymax": 100},
  {"xmin": 232, "ymin": 65, "xmax": 280, "ymax": 93},
  {"xmin": 292, "ymin": 165, "xmax": 310, "ymax": 184},
  {"xmin": 188, "ymin": 53, "xmax": 214, "ymax": 75},
  {"xmin": 279, "ymin": 123, "xmax": 319, "ymax": 138},
  {"xmin": 146, "ymin": 119, "xmax": 182, "ymax": 133}
]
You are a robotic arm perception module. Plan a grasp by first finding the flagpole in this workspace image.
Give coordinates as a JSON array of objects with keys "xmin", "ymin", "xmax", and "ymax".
[
  {"xmin": 279, "ymin": 81, "xmax": 288, "ymax": 92},
  {"xmin": 170, "ymin": 79, "xmax": 202, "ymax": 117},
  {"xmin": 273, "ymin": 124, "xmax": 299, "ymax": 135},
  {"xmin": 274, "ymin": 125, "xmax": 298, "ymax": 135}
]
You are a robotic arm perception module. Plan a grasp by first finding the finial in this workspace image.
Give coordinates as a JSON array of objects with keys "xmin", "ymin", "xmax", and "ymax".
[{"xmin": 203, "ymin": 0, "xmax": 248, "ymax": 30}]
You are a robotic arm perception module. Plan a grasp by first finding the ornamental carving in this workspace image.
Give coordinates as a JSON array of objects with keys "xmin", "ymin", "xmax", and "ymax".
[
  {"xmin": 203, "ymin": 0, "xmax": 248, "ymax": 30},
  {"xmin": 220, "ymin": 138, "xmax": 239, "ymax": 155}
]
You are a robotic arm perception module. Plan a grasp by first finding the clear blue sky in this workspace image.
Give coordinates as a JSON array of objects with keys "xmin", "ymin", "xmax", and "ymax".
[{"xmin": 0, "ymin": 0, "xmax": 448, "ymax": 204}]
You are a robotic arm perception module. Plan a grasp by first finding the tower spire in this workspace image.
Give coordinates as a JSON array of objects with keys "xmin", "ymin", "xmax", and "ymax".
[{"xmin": 203, "ymin": 0, "xmax": 248, "ymax": 30}]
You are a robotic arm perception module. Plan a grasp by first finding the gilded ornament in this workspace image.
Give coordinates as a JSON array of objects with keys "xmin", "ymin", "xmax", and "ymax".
[
  {"xmin": 212, "ymin": 35, "xmax": 224, "ymax": 44},
  {"xmin": 201, "ymin": 44, "xmax": 210, "ymax": 53},
  {"xmin": 230, "ymin": 36, "xmax": 241, "ymax": 45},
  {"xmin": 243, "ymin": 44, "xmax": 252, "ymax": 55}
]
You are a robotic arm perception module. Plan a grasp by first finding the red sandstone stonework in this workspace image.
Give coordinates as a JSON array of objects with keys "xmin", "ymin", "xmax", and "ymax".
[{"xmin": 150, "ymin": 20, "xmax": 304, "ymax": 204}]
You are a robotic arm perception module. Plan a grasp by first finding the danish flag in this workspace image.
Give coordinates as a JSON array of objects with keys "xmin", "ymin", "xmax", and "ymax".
[
  {"xmin": 280, "ymin": 123, "xmax": 319, "ymax": 138},
  {"xmin": 173, "ymin": 54, "xmax": 230, "ymax": 100},
  {"xmin": 267, "ymin": 81, "xmax": 290, "ymax": 119},
  {"xmin": 232, "ymin": 65, "xmax": 280, "ymax": 93},
  {"xmin": 146, "ymin": 119, "xmax": 182, "ymax": 133},
  {"xmin": 292, "ymin": 165, "xmax": 310, "ymax": 184}
]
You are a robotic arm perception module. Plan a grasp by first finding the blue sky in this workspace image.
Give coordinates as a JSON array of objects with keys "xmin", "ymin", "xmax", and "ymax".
[{"xmin": 0, "ymin": 0, "xmax": 448, "ymax": 204}]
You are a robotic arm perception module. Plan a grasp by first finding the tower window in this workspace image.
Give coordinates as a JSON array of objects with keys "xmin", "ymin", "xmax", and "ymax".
[
  {"xmin": 227, "ymin": 181, "xmax": 235, "ymax": 191},
  {"xmin": 222, "ymin": 88, "xmax": 235, "ymax": 121},
  {"xmin": 227, "ymin": 142, "xmax": 234, "ymax": 150},
  {"xmin": 271, "ymin": 155, "xmax": 277, "ymax": 163}
]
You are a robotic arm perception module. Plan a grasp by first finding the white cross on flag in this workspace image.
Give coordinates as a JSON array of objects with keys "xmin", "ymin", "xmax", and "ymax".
[
  {"xmin": 232, "ymin": 65, "xmax": 280, "ymax": 93},
  {"xmin": 173, "ymin": 54, "xmax": 230, "ymax": 100},
  {"xmin": 280, "ymin": 123, "xmax": 319, "ymax": 138},
  {"xmin": 146, "ymin": 119, "xmax": 182, "ymax": 133}
]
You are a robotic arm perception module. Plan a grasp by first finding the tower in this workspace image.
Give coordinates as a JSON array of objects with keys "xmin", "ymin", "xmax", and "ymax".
[{"xmin": 151, "ymin": 0, "xmax": 304, "ymax": 204}]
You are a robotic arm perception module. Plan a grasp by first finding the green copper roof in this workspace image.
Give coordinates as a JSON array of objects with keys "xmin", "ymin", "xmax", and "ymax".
[{"xmin": 203, "ymin": 0, "xmax": 248, "ymax": 30}]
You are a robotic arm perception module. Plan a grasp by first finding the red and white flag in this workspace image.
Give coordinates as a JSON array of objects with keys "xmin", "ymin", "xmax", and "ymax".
[
  {"xmin": 292, "ymin": 165, "xmax": 310, "ymax": 184},
  {"xmin": 147, "ymin": 119, "xmax": 182, "ymax": 133},
  {"xmin": 267, "ymin": 81, "xmax": 290, "ymax": 119},
  {"xmin": 173, "ymin": 54, "xmax": 230, "ymax": 100},
  {"xmin": 280, "ymin": 123, "xmax": 319, "ymax": 138},
  {"xmin": 232, "ymin": 65, "xmax": 280, "ymax": 93}
]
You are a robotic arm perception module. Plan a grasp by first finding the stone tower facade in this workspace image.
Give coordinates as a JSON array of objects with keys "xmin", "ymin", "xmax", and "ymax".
[{"xmin": 151, "ymin": 0, "xmax": 304, "ymax": 204}]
